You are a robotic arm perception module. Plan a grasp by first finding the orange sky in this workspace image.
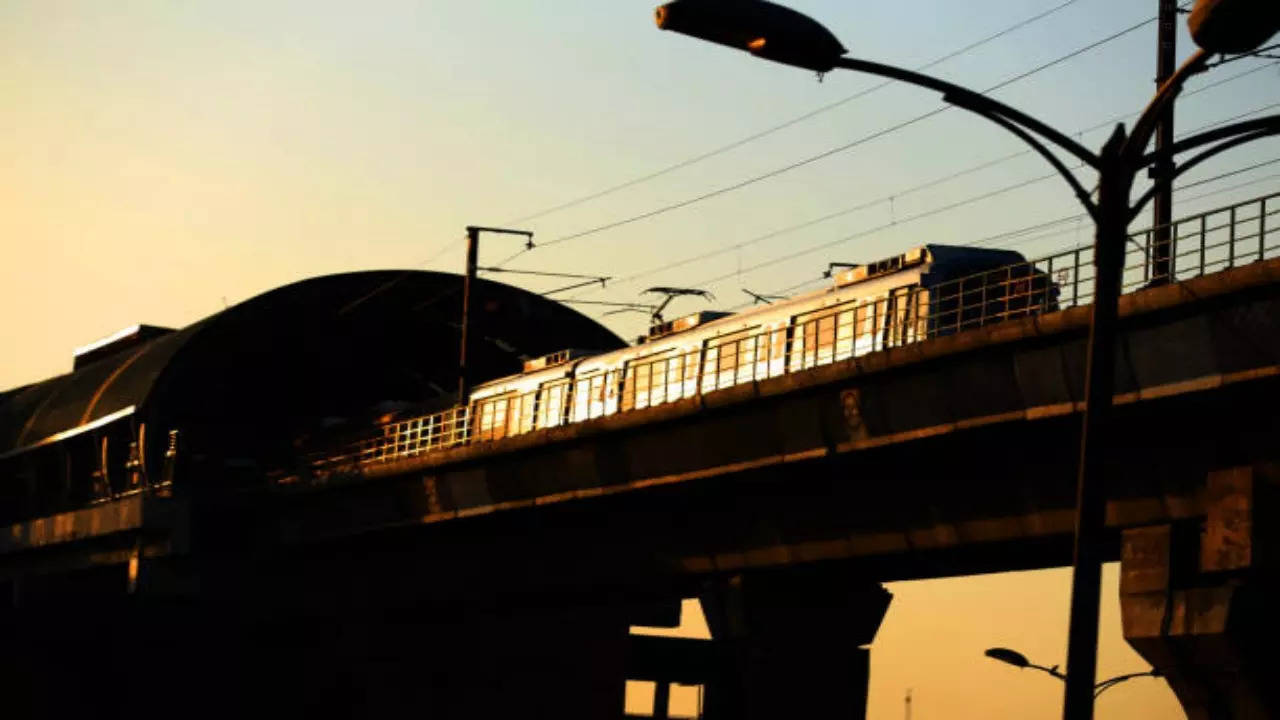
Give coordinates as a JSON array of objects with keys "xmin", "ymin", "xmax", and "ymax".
[{"xmin": 630, "ymin": 563, "xmax": 1185, "ymax": 719}]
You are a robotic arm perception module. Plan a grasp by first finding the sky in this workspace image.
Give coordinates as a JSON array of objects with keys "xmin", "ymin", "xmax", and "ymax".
[
  {"xmin": 630, "ymin": 564, "xmax": 1184, "ymax": 719},
  {"xmin": 3, "ymin": 1, "xmax": 1276, "ymax": 716}
]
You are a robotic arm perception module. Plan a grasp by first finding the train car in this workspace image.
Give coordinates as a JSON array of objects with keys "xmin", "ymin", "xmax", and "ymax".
[{"xmin": 464, "ymin": 244, "xmax": 1058, "ymax": 444}]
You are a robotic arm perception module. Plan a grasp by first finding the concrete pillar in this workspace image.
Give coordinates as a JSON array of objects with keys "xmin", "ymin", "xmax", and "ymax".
[
  {"xmin": 698, "ymin": 568, "xmax": 892, "ymax": 719},
  {"xmin": 1120, "ymin": 465, "xmax": 1280, "ymax": 720}
]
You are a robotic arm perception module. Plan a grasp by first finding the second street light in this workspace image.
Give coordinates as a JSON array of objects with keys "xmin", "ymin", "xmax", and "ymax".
[
  {"xmin": 655, "ymin": 2, "xmax": 1280, "ymax": 719},
  {"xmin": 984, "ymin": 647, "xmax": 1161, "ymax": 700}
]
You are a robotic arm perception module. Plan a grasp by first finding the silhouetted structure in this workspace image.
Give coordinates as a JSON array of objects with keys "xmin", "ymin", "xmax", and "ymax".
[{"xmin": 3, "ymin": 197, "xmax": 1280, "ymax": 718}]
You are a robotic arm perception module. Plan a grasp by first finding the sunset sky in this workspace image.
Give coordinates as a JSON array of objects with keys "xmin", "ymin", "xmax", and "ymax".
[{"xmin": 4, "ymin": 1, "xmax": 1275, "ymax": 716}]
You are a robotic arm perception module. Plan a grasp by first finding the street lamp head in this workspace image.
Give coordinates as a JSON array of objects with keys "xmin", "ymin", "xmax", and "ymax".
[
  {"xmin": 1187, "ymin": 0, "xmax": 1280, "ymax": 54},
  {"xmin": 654, "ymin": 0, "xmax": 847, "ymax": 73},
  {"xmin": 985, "ymin": 647, "xmax": 1032, "ymax": 669}
]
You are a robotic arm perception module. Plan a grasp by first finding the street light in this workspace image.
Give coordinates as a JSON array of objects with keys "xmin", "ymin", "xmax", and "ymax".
[
  {"xmin": 985, "ymin": 647, "xmax": 1161, "ymax": 699},
  {"xmin": 654, "ymin": 2, "xmax": 1280, "ymax": 719}
]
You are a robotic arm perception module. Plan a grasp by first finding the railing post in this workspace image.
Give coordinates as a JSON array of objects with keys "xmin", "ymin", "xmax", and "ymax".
[
  {"xmin": 1200, "ymin": 215, "xmax": 1208, "ymax": 276},
  {"xmin": 1074, "ymin": 249, "xmax": 1082, "ymax": 306},
  {"xmin": 1229, "ymin": 206, "xmax": 1237, "ymax": 268},
  {"xmin": 1260, "ymin": 197, "xmax": 1267, "ymax": 262}
]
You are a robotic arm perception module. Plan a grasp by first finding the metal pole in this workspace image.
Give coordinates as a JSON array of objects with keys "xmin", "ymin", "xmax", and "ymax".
[
  {"xmin": 653, "ymin": 681, "xmax": 670, "ymax": 720},
  {"xmin": 1151, "ymin": 0, "xmax": 1178, "ymax": 283},
  {"xmin": 458, "ymin": 226, "xmax": 480, "ymax": 405},
  {"xmin": 457, "ymin": 225, "xmax": 533, "ymax": 406},
  {"xmin": 1062, "ymin": 126, "xmax": 1131, "ymax": 720}
]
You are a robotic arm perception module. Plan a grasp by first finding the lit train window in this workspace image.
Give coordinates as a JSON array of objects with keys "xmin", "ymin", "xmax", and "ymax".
[
  {"xmin": 702, "ymin": 329, "xmax": 760, "ymax": 391},
  {"xmin": 623, "ymin": 350, "xmax": 677, "ymax": 411},
  {"xmin": 537, "ymin": 380, "xmax": 570, "ymax": 429},
  {"xmin": 793, "ymin": 301, "xmax": 858, "ymax": 370},
  {"xmin": 477, "ymin": 397, "xmax": 509, "ymax": 441},
  {"xmin": 511, "ymin": 393, "xmax": 535, "ymax": 435}
]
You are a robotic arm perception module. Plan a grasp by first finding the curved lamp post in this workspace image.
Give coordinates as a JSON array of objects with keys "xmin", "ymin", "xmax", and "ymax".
[
  {"xmin": 654, "ymin": 2, "xmax": 1280, "ymax": 719},
  {"xmin": 985, "ymin": 647, "xmax": 1161, "ymax": 699}
]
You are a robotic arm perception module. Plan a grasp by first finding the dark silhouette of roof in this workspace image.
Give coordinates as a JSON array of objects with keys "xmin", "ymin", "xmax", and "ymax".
[{"xmin": 0, "ymin": 270, "xmax": 625, "ymax": 459}]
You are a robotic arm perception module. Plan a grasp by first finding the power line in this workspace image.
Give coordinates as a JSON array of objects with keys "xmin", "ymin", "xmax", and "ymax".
[
  {"xmin": 691, "ymin": 151, "xmax": 1280, "ymax": 295},
  {"xmin": 498, "ymin": 0, "xmax": 1084, "ymax": 226},
  {"xmin": 724, "ymin": 169, "xmax": 1280, "ymax": 311},
  {"xmin": 519, "ymin": 12, "xmax": 1159, "ymax": 259},
  {"xmin": 421, "ymin": 35, "xmax": 1273, "ymax": 281},
  {"xmin": 571, "ymin": 84, "xmax": 1278, "ymax": 299}
]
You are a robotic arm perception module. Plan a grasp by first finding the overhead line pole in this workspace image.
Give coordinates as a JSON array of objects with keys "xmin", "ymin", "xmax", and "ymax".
[
  {"xmin": 459, "ymin": 226, "xmax": 534, "ymax": 405},
  {"xmin": 1152, "ymin": 0, "xmax": 1179, "ymax": 283}
]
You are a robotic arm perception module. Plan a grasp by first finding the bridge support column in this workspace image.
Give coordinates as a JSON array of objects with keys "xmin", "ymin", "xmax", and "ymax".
[
  {"xmin": 699, "ymin": 568, "xmax": 891, "ymax": 719},
  {"xmin": 1120, "ymin": 465, "xmax": 1280, "ymax": 720}
]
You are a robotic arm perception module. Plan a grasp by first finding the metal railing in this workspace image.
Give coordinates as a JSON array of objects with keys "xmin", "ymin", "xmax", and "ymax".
[{"xmin": 302, "ymin": 192, "xmax": 1279, "ymax": 478}]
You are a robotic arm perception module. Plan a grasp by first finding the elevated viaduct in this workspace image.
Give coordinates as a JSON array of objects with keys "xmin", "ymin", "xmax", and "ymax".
[{"xmin": 3, "ymin": 202, "xmax": 1279, "ymax": 718}]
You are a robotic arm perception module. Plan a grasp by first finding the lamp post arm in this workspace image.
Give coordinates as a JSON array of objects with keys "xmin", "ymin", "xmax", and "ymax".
[
  {"xmin": 1130, "ymin": 124, "xmax": 1280, "ymax": 219},
  {"xmin": 834, "ymin": 57, "xmax": 1100, "ymax": 169},
  {"xmin": 1125, "ymin": 49, "xmax": 1213, "ymax": 163},
  {"xmin": 1093, "ymin": 670, "xmax": 1160, "ymax": 699},
  {"xmin": 971, "ymin": 108, "xmax": 1099, "ymax": 220},
  {"xmin": 1138, "ymin": 115, "xmax": 1280, "ymax": 167},
  {"xmin": 1029, "ymin": 663, "xmax": 1068, "ymax": 681}
]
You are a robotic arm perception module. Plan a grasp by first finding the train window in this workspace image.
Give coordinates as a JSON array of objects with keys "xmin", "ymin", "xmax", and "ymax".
[
  {"xmin": 477, "ymin": 397, "xmax": 510, "ymax": 441},
  {"xmin": 623, "ymin": 351, "xmax": 677, "ymax": 411},
  {"xmin": 701, "ymin": 346, "xmax": 719, "ymax": 394},
  {"xmin": 791, "ymin": 300, "xmax": 862, "ymax": 370},
  {"xmin": 650, "ymin": 358, "xmax": 669, "ymax": 407},
  {"xmin": 682, "ymin": 350, "xmax": 700, "ymax": 396},
  {"xmin": 572, "ymin": 372, "xmax": 611, "ymax": 421},
  {"xmin": 511, "ymin": 392, "xmax": 536, "ymax": 435},
  {"xmin": 717, "ymin": 341, "xmax": 737, "ymax": 384},
  {"xmin": 768, "ymin": 328, "xmax": 787, "ymax": 377},
  {"xmin": 702, "ymin": 329, "xmax": 758, "ymax": 391},
  {"xmin": 604, "ymin": 370, "xmax": 620, "ymax": 415},
  {"xmin": 572, "ymin": 375, "xmax": 592, "ymax": 422},
  {"xmin": 734, "ymin": 335, "xmax": 758, "ymax": 384},
  {"xmin": 590, "ymin": 374, "xmax": 606, "ymax": 417},
  {"xmin": 664, "ymin": 353, "xmax": 688, "ymax": 402},
  {"xmin": 537, "ymin": 380, "xmax": 570, "ymax": 429},
  {"xmin": 635, "ymin": 364, "xmax": 652, "ymax": 409}
]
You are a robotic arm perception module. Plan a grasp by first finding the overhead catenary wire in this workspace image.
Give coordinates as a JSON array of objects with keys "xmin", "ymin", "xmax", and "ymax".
[
  {"xmin": 693, "ymin": 154, "xmax": 1280, "ymax": 295},
  {"xmin": 570, "ymin": 85, "xmax": 1280, "ymax": 300},
  {"xmin": 725, "ymin": 168, "xmax": 1280, "ymax": 311},
  {"xmin": 592, "ymin": 168, "xmax": 1280, "ymax": 321},
  {"xmin": 498, "ymin": 0, "xmax": 1085, "ymax": 227},
  {"xmin": 510, "ymin": 12, "xmax": 1161, "ymax": 264}
]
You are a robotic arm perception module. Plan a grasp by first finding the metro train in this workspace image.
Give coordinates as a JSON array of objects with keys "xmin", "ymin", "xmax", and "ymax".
[{"xmin": 459, "ymin": 244, "xmax": 1058, "ymax": 446}]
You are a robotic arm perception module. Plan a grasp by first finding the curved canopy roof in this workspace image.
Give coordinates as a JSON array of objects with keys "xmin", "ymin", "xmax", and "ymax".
[{"xmin": 1, "ymin": 271, "xmax": 624, "ymax": 458}]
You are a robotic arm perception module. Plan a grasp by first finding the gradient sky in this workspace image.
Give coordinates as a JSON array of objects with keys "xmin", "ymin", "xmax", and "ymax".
[
  {"xmin": 4, "ymin": 2, "xmax": 1276, "ymax": 716},
  {"xmin": 630, "ymin": 565, "xmax": 1184, "ymax": 718}
]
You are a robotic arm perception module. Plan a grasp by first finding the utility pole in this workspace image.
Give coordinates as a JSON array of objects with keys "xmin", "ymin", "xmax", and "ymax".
[
  {"xmin": 1151, "ymin": 0, "xmax": 1178, "ymax": 283},
  {"xmin": 458, "ymin": 226, "xmax": 533, "ymax": 405}
]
